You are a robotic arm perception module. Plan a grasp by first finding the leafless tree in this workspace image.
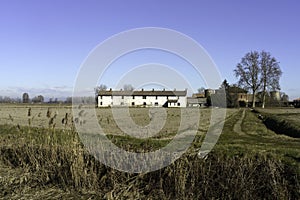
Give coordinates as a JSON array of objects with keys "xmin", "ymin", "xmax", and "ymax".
[
  {"xmin": 123, "ymin": 84, "xmax": 134, "ymax": 91},
  {"xmin": 197, "ymin": 87, "xmax": 205, "ymax": 93},
  {"xmin": 260, "ymin": 51, "xmax": 282, "ymax": 108},
  {"xmin": 32, "ymin": 95, "xmax": 44, "ymax": 103},
  {"xmin": 94, "ymin": 84, "xmax": 108, "ymax": 96},
  {"xmin": 234, "ymin": 51, "xmax": 261, "ymax": 107}
]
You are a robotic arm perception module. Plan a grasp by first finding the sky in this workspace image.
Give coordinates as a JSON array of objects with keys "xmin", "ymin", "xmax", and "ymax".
[{"xmin": 0, "ymin": 0, "xmax": 299, "ymax": 100}]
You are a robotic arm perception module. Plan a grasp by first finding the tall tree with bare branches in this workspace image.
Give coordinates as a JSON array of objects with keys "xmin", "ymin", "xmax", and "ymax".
[
  {"xmin": 234, "ymin": 51, "xmax": 261, "ymax": 107},
  {"xmin": 260, "ymin": 51, "xmax": 282, "ymax": 108},
  {"xmin": 123, "ymin": 84, "xmax": 134, "ymax": 91}
]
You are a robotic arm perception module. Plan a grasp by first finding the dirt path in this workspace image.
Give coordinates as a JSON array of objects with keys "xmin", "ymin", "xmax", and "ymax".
[{"xmin": 233, "ymin": 109, "xmax": 246, "ymax": 135}]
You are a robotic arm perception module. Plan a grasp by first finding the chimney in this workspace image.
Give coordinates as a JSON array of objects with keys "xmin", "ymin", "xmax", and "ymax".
[
  {"xmin": 141, "ymin": 88, "xmax": 144, "ymax": 91},
  {"xmin": 109, "ymin": 88, "xmax": 112, "ymax": 91}
]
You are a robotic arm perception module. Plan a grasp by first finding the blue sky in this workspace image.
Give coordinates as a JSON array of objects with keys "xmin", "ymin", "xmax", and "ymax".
[{"xmin": 0, "ymin": 0, "xmax": 299, "ymax": 100}]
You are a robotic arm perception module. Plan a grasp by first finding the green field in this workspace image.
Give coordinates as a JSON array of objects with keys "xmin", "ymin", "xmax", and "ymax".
[{"xmin": 0, "ymin": 104, "xmax": 299, "ymax": 199}]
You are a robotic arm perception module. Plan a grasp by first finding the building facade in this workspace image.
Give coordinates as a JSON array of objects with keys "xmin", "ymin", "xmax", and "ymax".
[{"xmin": 97, "ymin": 89, "xmax": 187, "ymax": 108}]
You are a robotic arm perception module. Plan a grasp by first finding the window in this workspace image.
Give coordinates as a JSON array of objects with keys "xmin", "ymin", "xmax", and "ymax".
[
  {"xmin": 120, "ymin": 102, "xmax": 124, "ymax": 105},
  {"xmin": 100, "ymin": 96, "xmax": 102, "ymax": 99},
  {"xmin": 111, "ymin": 96, "xmax": 113, "ymax": 99},
  {"xmin": 132, "ymin": 102, "xmax": 135, "ymax": 106},
  {"xmin": 155, "ymin": 96, "xmax": 158, "ymax": 100},
  {"xmin": 122, "ymin": 96, "xmax": 124, "ymax": 99},
  {"xmin": 143, "ymin": 96, "xmax": 146, "ymax": 99},
  {"xmin": 143, "ymin": 102, "xmax": 146, "ymax": 106},
  {"xmin": 132, "ymin": 96, "xmax": 135, "ymax": 99},
  {"xmin": 155, "ymin": 102, "xmax": 158, "ymax": 106},
  {"xmin": 177, "ymin": 102, "xmax": 180, "ymax": 106},
  {"xmin": 100, "ymin": 102, "xmax": 103, "ymax": 105}
]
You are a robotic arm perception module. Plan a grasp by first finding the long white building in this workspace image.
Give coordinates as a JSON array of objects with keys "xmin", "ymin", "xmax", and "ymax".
[{"xmin": 97, "ymin": 89, "xmax": 187, "ymax": 107}]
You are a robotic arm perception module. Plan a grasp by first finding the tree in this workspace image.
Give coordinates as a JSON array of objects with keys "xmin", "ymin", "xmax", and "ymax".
[
  {"xmin": 94, "ymin": 84, "xmax": 108, "ymax": 105},
  {"xmin": 32, "ymin": 95, "xmax": 44, "ymax": 103},
  {"xmin": 197, "ymin": 87, "xmax": 205, "ymax": 93},
  {"xmin": 94, "ymin": 84, "xmax": 107, "ymax": 95},
  {"xmin": 235, "ymin": 51, "xmax": 283, "ymax": 108},
  {"xmin": 220, "ymin": 79, "xmax": 230, "ymax": 90},
  {"xmin": 123, "ymin": 84, "xmax": 134, "ymax": 91},
  {"xmin": 260, "ymin": 51, "xmax": 282, "ymax": 108},
  {"xmin": 281, "ymin": 92, "xmax": 289, "ymax": 106},
  {"xmin": 36, "ymin": 95, "xmax": 44, "ymax": 103},
  {"xmin": 234, "ymin": 51, "xmax": 261, "ymax": 107},
  {"xmin": 22, "ymin": 93, "xmax": 30, "ymax": 103},
  {"xmin": 220, "ymin": 79, "xmax": 232, "ymax": 107},
  {"xmin": 65, "ymin": 97, "xmax": 72, "ymax": 104}
]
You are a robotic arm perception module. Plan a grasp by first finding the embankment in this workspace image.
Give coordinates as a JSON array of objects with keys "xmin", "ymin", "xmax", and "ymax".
[{"xmin": 252, "ymin": 109, "xmax": 300, "ymax": 138}]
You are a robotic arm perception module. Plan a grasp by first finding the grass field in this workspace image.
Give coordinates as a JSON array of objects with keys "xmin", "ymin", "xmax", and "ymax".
[{"xmin": 0, "ymin": 104, "xmax": 299, "ymax": 199}]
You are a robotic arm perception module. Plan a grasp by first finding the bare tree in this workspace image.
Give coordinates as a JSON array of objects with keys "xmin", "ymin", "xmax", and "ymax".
[
  {"xmin": 260, "ymin": 51, "xmax": 282, "ymax": 108},
  {"xmin": 65, "ymin": 97, "xmax": 72, "ymax": 104},
  {"xmin": 94, "ymin": 84, "xmax": 108, "ymax": 95},
  {"xmin": 38, "ymin": 95, "xmax": 44, "ymax": 103},
  {"xmin": 22, "ymin": 93, "xmax": 30, "ymax": 103},
  {"xmin": 280, "ymin": 92, "xmax": 289, "ymax": 106},
  {"xmin": 234, "ymin": 51, "xmax": 261, "ymax": 107},
  {"xmin": 94, "ymin": 84, "xmax": 108, "ymax": 105},
  {"xmin": 197, "ymin": 87, "xmax": 205, "ymax": 93},
  {"xmin": 32, "ymin": 95, "xmax": 44, "ymax": 103},
  {"xmin": 123, "ymin": 84, "xmax": 134, "ymax": 91}
]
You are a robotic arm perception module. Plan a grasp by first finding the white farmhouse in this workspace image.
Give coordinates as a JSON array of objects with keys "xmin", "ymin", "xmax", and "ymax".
[{"xmin": 97, "ymin": 89, "xmax": 187, "ymax": 107}]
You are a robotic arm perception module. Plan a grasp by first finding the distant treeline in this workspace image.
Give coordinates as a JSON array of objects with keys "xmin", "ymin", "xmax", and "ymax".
[
  {"xmin": 0, "ymin": 96, "xmax": 22, "ymax": 103},
  {"xmin": 0, "ymin": 95, "xmax": 96, "ymax": 104}
]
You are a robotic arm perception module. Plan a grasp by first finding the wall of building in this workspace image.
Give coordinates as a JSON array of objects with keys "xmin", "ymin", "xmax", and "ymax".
[{"xmin": 98, "ymin": 95, "xmax": 187, "ymax": 107}]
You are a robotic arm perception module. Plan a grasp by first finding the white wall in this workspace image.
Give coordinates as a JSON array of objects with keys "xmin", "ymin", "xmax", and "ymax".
[{"xmin": 98, "ymin": 95, "xmax": 187, "ymax": 107}]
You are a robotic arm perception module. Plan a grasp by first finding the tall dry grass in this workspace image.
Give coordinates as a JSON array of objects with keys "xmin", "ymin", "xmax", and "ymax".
[{"xmin": 0, "ymin": 107, "xmax": 299, "ymax": 199}]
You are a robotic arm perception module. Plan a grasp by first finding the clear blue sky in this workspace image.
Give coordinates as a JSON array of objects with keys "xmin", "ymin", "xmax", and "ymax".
[{"xmin": 0, "ymin": 0, "xmax": 299, "ymax": 100}]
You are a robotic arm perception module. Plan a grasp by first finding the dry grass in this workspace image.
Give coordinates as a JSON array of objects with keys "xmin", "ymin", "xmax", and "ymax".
[{"xmin": 0, "ymin": 104, "xmax": 299, "ymax": 199}]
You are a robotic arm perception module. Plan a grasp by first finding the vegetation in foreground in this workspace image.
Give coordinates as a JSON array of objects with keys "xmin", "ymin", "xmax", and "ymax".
[{"xmin": 0, "ymin": 106, "xmax": 299, "ymax": 199}]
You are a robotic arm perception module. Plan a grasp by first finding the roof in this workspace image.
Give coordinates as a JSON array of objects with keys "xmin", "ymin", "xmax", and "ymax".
[
  {"xmin": 98, "ymin": 89, "xmax": 187, "ymax": 97},
  {"xmin": 227, "ymin": 86, "xmax": 248, "ymax": 94},
  {"xmin": 167, "ymin": 99, "xmax": 178, "ymax": 103},
  {"xmin": 187, "ymin": 97, "xmax": 207, "ymax": 104},
  {"xmin": 192, "ymin": 93, "xmax": 205, "ymax": 98}
]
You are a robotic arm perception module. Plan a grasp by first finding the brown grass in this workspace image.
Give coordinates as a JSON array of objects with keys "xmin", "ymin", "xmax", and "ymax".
[{"xmin": 0, "ymin": 105, "xmax": 299, "ymax": 199}]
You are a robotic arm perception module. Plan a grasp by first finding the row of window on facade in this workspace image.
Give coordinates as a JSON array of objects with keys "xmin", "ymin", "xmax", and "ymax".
[
  {"xmin": 99, "ymin": 101, "xmax": 180, "ymax": 106},
  {"xmin": 99, "ymin": 96, "xmax": 171, "ymax": 100}
]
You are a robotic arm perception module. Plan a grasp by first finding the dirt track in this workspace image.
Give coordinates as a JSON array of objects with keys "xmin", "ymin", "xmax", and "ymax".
[{"xmin": 233, "ymin": 109, "xmax": 246, "ymax": 135}]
